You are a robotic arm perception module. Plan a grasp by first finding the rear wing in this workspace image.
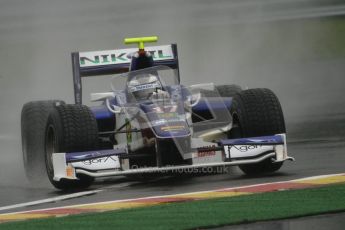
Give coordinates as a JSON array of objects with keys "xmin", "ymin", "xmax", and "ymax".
[{"xmin": 71, "ymin": 44, "xmax": 180, "ymax": 104}]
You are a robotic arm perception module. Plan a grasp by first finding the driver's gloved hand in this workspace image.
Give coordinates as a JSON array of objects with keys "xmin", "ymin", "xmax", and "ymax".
[
  {"xmin": 157, "ymin": 89, "xmax": 170, "ymax": 99},
  {"xmin": 151, "ymin": 90, "xmax": 170, "ymax": 100}
]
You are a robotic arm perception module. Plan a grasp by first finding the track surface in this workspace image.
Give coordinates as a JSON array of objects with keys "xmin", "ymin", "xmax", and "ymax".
[{"xmin": 0, "ymin": 0, "xmax": 345, "ymax": 219}]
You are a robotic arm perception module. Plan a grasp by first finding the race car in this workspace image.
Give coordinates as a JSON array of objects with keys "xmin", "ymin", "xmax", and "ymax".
[{"xmin": 21, "ymin": 36, "xmax": 294, "ymax": 190}]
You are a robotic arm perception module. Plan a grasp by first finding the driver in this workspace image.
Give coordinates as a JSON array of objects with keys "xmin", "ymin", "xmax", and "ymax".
[{"xmin": 127, "ymin": 73, "xmax": 169, "ymax": 101}]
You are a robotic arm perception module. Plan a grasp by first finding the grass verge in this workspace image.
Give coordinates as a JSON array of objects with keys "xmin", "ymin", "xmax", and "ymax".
[{"xmin": 2, "ymin": 183, "xmax": 345, "ymax": 230}]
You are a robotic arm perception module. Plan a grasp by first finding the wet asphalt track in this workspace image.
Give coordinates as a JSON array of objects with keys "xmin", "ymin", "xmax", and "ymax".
[{"xmin": 0, "ymin": 0, "xmax": 345, "ymax": 224}]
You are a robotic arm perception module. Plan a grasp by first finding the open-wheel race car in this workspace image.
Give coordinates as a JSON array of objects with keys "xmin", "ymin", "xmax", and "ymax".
[{"xmin": 21, "ymin": 36, "xmax": 294, "ymax": 190}]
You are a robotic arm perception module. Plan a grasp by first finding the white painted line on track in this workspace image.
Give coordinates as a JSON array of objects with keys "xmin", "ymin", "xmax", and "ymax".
[
  {"xmin": 102, "ymin": 182, "xmax": 136, "ymax": 190},
  {"xmin": 291, "ymin": 173, "xmax": 345, "ymax": 182},
  {"xmin": 0, "ymin": 180, "xmax": 135, "ymax": 212},
  {"xmin": 0, "ymin": 190, "xmax": 103, "ymax": 212},
  {"xmin": 0, "ymin": 173, "xmax": 344, "ymax": 216}
]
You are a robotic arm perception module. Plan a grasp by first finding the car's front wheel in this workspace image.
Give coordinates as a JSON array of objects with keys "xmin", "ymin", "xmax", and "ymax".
[
  {"xmin": 21, "ymin": 100, "xmax": 65, "ymax": 184},
  {"xmin": 45, "ymin": 104, "xmax": 99, "ymax": 190},
  {"xmin": 230, "ymin": 88, "xmax": 286, "ymax": 175}
]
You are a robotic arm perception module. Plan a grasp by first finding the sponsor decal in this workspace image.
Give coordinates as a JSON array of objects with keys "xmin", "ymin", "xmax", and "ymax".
[
  {"xmin": 229, "ymin": 145, "xmax": 263, "ymax": 152},
  {"xmin": 152, "ymin": 119, "xmax": 166, "ymax": 126},
  {"xmin": 66, "ymin": 165, "xmax": 75, "ymax": 178},
  {"xmin": 83, "ymin": 156, "xmax": 118, "ymax": 165},
  {"xmin": 129, "ymin": 83, "xmax": 160, "ymax": 92},
  {"xmin": 197, "ymin": 145, "xmax": 216, "ymax": 157},
  {"xmin": 161, "ymin": 125, "xmax": 184, "ymax": 131},
  {"xmin": 79, "ymin": 45, "xmax": 173, "ymax": 67},
  {"xmin": 157, "ymin": 112, "xmax": 178, "ymax": 119},
  {"xmin": 151, "ymin": 117, "xmax": 185, "ymax": 126},
  {"xmin": 224, "ymin": 144, "xmax": 273, "ymax": 159},
  {"xmin": 72, "ymin": 155, "xmax": 121, "ymax": 170},
  {"xmin": 197, "ymin": 151, "xmax": 216, "ymax": 157}
]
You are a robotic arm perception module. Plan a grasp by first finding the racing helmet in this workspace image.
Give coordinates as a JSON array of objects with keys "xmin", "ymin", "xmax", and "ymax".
[{"xmin": 127, "ymin": 73, "xmax": 162, "ymax": 101}]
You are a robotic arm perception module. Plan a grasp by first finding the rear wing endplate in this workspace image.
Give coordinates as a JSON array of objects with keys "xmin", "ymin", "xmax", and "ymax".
[{"xmin": 71, "ymin": 44, "xmax": 179, "ymax": 104}]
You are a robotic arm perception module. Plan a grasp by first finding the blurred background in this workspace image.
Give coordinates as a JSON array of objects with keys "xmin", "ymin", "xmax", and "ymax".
[{"xmin": 0, "ymin": 0, "xmax": 344, "ymax": 185}]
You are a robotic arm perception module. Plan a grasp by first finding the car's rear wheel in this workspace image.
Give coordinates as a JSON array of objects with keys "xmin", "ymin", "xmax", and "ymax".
[
  {"xmin": 230, "ymin": 88, "xmax": 286, "ymax": 175},
  {"xmin": 199, "ymin": 84, "xmax": 242, "ymax": 98},
  {"xmin": 216, "ymin": 84, "xmax": 242, "ymax": 97},
  {"xmin": 45, "ymin": 104, "xmax": 98, "ymax": 190},
  {"xmin": 21, "ymin": 100, "xmax": 65, "ymax": 183}
]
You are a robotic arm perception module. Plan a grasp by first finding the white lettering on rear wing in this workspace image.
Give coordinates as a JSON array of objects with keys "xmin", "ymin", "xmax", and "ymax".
[{"xmin": 79, "ymin": 45, "xmax": 174, "ymax": 68}]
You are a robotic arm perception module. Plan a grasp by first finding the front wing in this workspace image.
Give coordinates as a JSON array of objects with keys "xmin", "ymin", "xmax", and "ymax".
[{"xmin": 52, "ymin": 134, "xmax": 294, "ymax": 181}]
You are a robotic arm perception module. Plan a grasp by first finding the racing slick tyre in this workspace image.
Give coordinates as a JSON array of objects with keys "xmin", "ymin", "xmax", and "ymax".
[
  {"xmin": 230, "ymin": 88, "xmax": 286, "ymax": 175},
  {"xmin": 216, "ymin": 84, "xmax": 242, "ymax": 97},
  {"xmin": 45, "ymin": 104, "xmax": 98, "ymax": 190},
  {"xmin": 21, "ymin": 100, "xmax": 65, "ymax": 183}
]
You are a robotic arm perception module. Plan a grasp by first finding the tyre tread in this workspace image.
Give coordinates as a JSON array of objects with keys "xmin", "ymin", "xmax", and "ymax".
[{"xmin": 231, "ymin": 88, "xmax": 286, "ymax": 175}]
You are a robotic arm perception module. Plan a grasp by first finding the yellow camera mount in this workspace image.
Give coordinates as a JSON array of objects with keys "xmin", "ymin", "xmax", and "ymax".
[{"xmin": 124, "ymin": 36, "xmax": 158, "ymax": 50}]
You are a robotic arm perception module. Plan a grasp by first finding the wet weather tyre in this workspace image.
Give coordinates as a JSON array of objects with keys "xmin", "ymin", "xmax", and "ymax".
[
  {"xmin": 45, "ymin": 104, "xmax": 98, "ymax": 190},
  {"xmin": 200, "ymin": 84, "xmax": 242, "ymax": 98},
  {"xmin": 230, "ymin": 88, "xmax": 286, "ymax": 175},
  {"xmin": 216, "ymin": 84, "xmax": 242, "ymax": 97},
  {"xmin": 21, "ymin": 100, "xmax": 65, "ymax": 183}
]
